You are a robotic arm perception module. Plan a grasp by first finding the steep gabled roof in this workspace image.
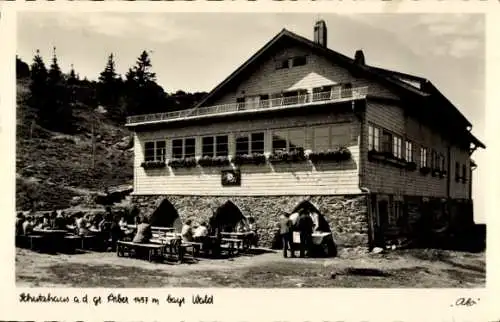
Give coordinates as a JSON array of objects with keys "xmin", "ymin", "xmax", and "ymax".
[
  {"xmin": 195, "ymin": 28, "xmax": 428, "ymax": 108},
  {"xmin": 194, "ymin": 27, "xmax": 485, "ymax": 149}
]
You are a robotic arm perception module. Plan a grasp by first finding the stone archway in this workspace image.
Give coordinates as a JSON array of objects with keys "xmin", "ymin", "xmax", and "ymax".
[
  {"xmin": 290, "ymin": 199, "xmax": 331, "ymax": 232},
  {"xmin": 149, "ymin": 198, "xmax": 183, "ymax": 232},
  {"xmin": 209, "ymin": 200, "xmax": 247, "ymax": 233}
]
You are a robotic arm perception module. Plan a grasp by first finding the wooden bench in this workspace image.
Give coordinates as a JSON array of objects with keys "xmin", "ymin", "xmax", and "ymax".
[
  {"xmin": 116, "ymin": 240, "xmax": 165, "ymax": 262},
  {"xmin": 182, "ymin": 241, "xmax": 203, "ymax": 258},
  {"xmin": 26, "ymin": 235, "xmax": 45, "ymax": 251},
  {"xmin": 221, "ymin": 238, "xmax": 243, "ymax": 256},
  {"xmin": 62, "ymin": 235, "xmax": 82, "ymax": 253},
  {"xmin": 80, "ymin": 235, "xmax": 99, "ymax": 250},
  {"xmin": 152, "ymin": 238, "xmax": 199, "ymax": 263}
]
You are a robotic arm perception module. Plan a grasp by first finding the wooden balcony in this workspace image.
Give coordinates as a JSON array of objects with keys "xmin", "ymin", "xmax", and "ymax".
[{"xmin": 126, "ymin": 86, "xmax": 368, "ymax": 127}]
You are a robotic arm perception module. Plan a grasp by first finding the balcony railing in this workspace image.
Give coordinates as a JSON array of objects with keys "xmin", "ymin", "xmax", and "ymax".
[{"xmin": 126, "ymin": 86, "xmax": 368, "ymax": 126}]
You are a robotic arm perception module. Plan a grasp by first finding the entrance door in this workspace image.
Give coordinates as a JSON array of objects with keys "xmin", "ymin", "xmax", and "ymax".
[
  {"xmin": 378, "ymin": 200, "xmax": 389, "ymax": 228},
  {"xmin": 374, "ymin": 199, "xmax": 389, "ymax": 247}
]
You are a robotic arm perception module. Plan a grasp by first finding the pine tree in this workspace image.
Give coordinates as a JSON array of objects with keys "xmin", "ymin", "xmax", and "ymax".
[
  {"xmin": 68, "ymin": 64, "xmax": 78, "ymax": 86},
  {"xmin": 97, "ymin": 53, "xmax": 125, "ymax": 121},
  {"xmin": 47, "ymin": 47, "xmax": 63, "ymax": 86},
  {"xmin": 98, "ymin": 53, "xmax": 118, "ymax": 84},
  {"xmin": 67, "ymin": 64, "xmax": 78, "ymax": 105},
  {"xmin": 16, "ymin": 55, "xmax": 30, "ymax": 79},
  {"xmin": 45, "ymin": 47, "xmax": 72, "ymax": 132},
  {"xmin": 132, "ymin": 50, "xmax": 156, "ymax": 85},
  {"xmin": 28, "ymin": 50, "xmax": 49, "ymax": 119},
  {"xmin": 125, "ymin": 50, "xmax": 165, "ymax": 116}
]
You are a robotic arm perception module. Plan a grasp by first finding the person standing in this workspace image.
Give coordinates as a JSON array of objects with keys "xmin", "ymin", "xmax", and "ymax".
[
  {"xmin": 181, "ymin": 219, "xmax": 194, "ymax": 242},
  {"xmin": 279, "ymin": 212, "xmax": 294, "ymax": 258},
  {"xmin": 297, "ymin": 209, "xmax": 314, "ymax": 258},
  {"xmin": 109, "ymin": 214, "xmax": 123, "ymax": 251},
  {"xmin": 22, "ymin": 216, "xmax": 34, "ymax": 235},
  {"xmin": 15, "ymin": 212, "xmax": 25, "ymax": 236}
]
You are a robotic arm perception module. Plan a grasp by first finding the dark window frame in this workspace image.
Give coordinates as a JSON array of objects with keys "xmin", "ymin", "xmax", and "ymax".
[{"xmin": 171, "ymin": 137, "xmax": 196, "ymax": 159}]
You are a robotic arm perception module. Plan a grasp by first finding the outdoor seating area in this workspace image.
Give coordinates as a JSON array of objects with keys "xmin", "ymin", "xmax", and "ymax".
[
  {"xmin": 15, "ymin": 208, "xmax": 126, "ymax": 254},
  {"xmin": 14, "ymin": 206, "xmax": 262, "ymax": 264}
]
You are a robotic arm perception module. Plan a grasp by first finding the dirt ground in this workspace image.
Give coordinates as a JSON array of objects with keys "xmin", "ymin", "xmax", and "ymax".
[{"xmin": 16, "ymin": 247, "xmax": 485, "ymax": 288}]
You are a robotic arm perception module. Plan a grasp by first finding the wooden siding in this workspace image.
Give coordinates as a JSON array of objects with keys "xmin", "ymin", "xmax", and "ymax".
[
  {"xmin": 362, "ymin": 101, "xmax": 471, "ymax": 199},
  {"xmin": 210, "ymin": 45, "xmax": 398, "ymax": 106},
  {"xmin": 133, "ymin": 112, "xmax": 362, "ymax": 196}
]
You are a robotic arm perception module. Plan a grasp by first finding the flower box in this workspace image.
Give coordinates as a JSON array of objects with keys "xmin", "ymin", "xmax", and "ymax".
[
  {"xmin": 168, "ymin": 157, "xmax": 197, "ymax": 169},
  {"xmin": 419, "ymin": 166, "xmax": 431, "ymax": 175},
  {"xmin": 198, "ymin": 156, "xmax": 231, "ymax": 167},
  {"xmin": 268, "ymin": 150, "xmax": 306, "ymax": 163},
  {"xmin": 367, "ymin": 150, "xmax": 406, "ymax": 168},
  {"xmin": 405, "ymin": 161, "xmax": 417, "ymax": 171},
  {"xmin": 141, "ymin": 161, "xmax": 166, "ymax": 169},
  {"xmin": 309, "ymin": 147, "xmax": 351, "ymax": 163},
  {"xmin": 431, "ymin": 168, "xmax": 440, "ymax": 177},
  {"xmin": 367, "ymin": 150, "xmax": 393, "ymax": 161},
  {"xmin": 232, "ymin": 153, "xmax": 267, "ymax": 166}
]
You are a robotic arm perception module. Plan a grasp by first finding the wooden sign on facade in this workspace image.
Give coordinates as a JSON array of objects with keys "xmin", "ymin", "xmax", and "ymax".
[{"xmin": 221, "ymin": 169, "xmax": 241, "ymax": 186}]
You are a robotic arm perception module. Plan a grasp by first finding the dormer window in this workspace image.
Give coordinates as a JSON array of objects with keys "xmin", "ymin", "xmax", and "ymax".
[{"xmin": 292, "ymin": 56, "xmax": 307, "ymax": 67}]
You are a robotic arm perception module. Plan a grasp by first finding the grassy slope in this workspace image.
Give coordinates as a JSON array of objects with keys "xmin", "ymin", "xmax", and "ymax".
[{"xmin": 16, "ymin": 79, "xmax": 134, "ymax": 210}]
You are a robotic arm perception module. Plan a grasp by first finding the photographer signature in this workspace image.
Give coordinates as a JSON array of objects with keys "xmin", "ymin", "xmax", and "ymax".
[{"xmin": 450, "ymin": 297, "xmax": 480, "ymax": 307}]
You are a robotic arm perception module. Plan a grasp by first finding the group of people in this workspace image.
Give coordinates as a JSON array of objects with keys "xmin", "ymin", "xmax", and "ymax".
[
  {"xmin": 15, "ymin": 207, "xmax": 134, "ymax": 251},
  {"xmin": 279, "ymin": 208, "xmax": 320, "ymax": 258},
  {"xmin": 16, "ymin": 205, "xmax": 262, "ymax": 255},
  {"xmin": 124, "ymin": 217, "xmax": 211, "ymax": 245},
  {"xmin": 16, "ymin": 210, "xmax": 72, "ymax": 236}
]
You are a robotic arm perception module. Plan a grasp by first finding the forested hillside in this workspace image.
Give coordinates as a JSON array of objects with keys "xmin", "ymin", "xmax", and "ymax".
[{"xmin": 16, "ymin": 50, "xmax": 206, "ymax": 210}]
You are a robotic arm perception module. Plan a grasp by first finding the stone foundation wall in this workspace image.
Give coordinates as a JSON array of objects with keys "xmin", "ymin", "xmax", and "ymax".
[
  {"xmin": 372, "ymin": 194, "xmax": 476, "ymax": 249},
  {"xmin": 131, "ymin": 194, "xmax": 369, "ymax": 249}
]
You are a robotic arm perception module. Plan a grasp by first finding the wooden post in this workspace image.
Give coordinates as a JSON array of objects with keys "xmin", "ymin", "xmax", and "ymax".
[
  {"xmin": 30, "ymin": 120, "xmax": 34, "ymax": 140},
  {"xmin": 91, "ymin": 118, "xmax": 95, "ymax": 169}
]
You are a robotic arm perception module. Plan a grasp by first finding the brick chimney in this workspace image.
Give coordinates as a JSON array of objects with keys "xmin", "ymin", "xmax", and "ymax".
[
  {"xmin": 314, "ymin": 20, "xmax": 327, "ymax": 47},
  {"xmin": 354, "ymin": 50, "xmax": 365, "ymax": 65}
]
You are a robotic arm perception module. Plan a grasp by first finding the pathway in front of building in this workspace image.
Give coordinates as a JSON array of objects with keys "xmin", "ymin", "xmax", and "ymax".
[{"xmin": 15, "ymin": 247, "xmax": 485, "ymax": 288}]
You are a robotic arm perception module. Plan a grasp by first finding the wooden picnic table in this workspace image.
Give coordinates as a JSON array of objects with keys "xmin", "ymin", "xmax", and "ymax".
[
  {"xmin": 220, "ymin": 231, "xmax": 253, "ymax": 237},
  {"xmin": 311, "ymin": 232, "xmax": 333, "ymax": 245},
  {"xmin": 32, "ymin": 228, "xmax": 68, "ymax": 234},
  {"xmin": 153, "ymin": 235, "xmax": 202, "ymax": 262},
  {"xmin": 29, "ymin": 229, "xmax": 68, "ymax": 253},
  {"xmin": 125, "ymin": 224, "xmax": 176, "ymax": 232},
  {"xmin": 116, "ymin": 240, "xmax": 165, "ymax": 262},
  {"xmin": 220, "ymin": 231, "xmax": 254, "ymax": 250}
]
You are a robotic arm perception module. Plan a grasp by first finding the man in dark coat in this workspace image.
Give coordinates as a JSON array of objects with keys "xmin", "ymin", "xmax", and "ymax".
[
  {"xmin": 279, "ymin": 212, "xmax": 294, "ymax": 258},
  {"xmin": 296, "ymin": 209, "xmax": 314, "ymax": 258}
]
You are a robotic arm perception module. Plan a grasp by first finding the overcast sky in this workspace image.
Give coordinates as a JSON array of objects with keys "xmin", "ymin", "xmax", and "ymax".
[{"xmin": 16, "ymin": 12, "xmax": 487, "ymax": 222}]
